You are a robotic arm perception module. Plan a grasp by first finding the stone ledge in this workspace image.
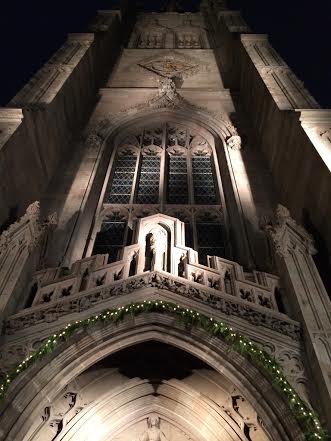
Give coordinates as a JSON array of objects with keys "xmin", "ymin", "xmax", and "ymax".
[{"xmin": 5, "ymin": 271, "xmax": 301, "ymax": 340}]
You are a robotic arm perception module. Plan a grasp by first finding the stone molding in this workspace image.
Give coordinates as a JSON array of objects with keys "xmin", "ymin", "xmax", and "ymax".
[
  {"xmin": 26, "ymin": 372, "xmax": 271, "ymax": 441},
  {"xmin": 226, "ymin": 134, "xmax": 242, "ymax": 150},
  {"xmin": 241, "ymin": 34, "xmax": 319, "ymax": 110},
  {"xmin": 87, "ymin": 78, "xmax": 240, "ymax": 143},
  {"xmin": 4, "ymin": 270, "xmax": 300, "ymax": 340},
  {"xmin": 9, "ymin": 33, "xmax": 95, "ymax": 107},
  {"xmin": 0, "ymin": 314, "xmax": 306, "ymax": 441}
]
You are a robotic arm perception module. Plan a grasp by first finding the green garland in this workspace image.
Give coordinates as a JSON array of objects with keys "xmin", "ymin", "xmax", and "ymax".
[{"xmin": 0, "ymin": 300, "xmax": 328, "ymax": 440}]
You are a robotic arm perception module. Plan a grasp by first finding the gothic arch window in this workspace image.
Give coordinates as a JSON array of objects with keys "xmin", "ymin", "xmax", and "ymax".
[{"xmin": 92, "ymin": 122, "xmax": 228, "ymax": 265}]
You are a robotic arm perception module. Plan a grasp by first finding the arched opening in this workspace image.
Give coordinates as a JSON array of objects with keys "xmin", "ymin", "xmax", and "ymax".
[
  {"xmin": 28, "ymin": 342, "xmax": 273, "ymax": 441},
  {"xmin": 0, "ymin": 313, "xmax": 305, "ymax": 441}
]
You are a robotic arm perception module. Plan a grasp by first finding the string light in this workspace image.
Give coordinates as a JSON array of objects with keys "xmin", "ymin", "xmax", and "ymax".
[{"xmin": 0, "ymin": 299, "xmax": 326, "ymax": 440}]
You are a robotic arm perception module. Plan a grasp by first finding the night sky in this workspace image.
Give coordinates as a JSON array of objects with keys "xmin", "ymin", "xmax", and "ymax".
[{"xmin": 0, "ymin": 0, "xmax": 330, "ymax": 107}]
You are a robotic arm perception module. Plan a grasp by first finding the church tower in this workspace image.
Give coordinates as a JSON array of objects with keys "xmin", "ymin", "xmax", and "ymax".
[{"xmin": 0, "ymin": 1, "xmax": 330, "ymax": 440}]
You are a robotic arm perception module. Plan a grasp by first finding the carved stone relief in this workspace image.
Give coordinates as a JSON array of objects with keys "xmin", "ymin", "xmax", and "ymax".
[
  {"xmin": 138, "ymin": 51, "xmax": 205, "ymax": 80},
  {"xmin": 263, "ymin": 204, "xmax": 316, "ymax": 258}
]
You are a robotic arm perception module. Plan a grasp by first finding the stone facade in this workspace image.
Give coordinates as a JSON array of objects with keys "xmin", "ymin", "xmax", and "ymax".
[{"xmin": 0, "ymin": 1, "xmax": 330, "ymax": 440}]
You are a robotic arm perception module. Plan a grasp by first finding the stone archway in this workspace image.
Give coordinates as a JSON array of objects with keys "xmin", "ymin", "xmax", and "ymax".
[{"xmin": 0, "ymin": 313, "xmax": 305, "ymax": 441}]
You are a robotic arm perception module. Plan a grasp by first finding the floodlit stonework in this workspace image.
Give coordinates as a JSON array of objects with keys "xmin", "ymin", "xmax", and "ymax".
[{"xmin": 0, "ymin": 1, "xmax": 330, "ymax": 440}]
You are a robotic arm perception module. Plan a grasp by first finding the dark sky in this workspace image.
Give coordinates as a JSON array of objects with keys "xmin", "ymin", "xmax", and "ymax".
[{"xmin": 0, "ymin": 0, "xmax": 330, "ymax": 107}]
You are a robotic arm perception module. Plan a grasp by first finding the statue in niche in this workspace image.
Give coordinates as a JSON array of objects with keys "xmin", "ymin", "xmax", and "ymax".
[
  {"xmin": 178, "ymin": 252, "xmax": 186, "ymax": 277},
  {"xmin": 145, "ymin": 227, "xmax": 168, "ymax": 272},
  {"xmin": 136, "ymin": 416, "xmax": 169, "ymax": 441}
]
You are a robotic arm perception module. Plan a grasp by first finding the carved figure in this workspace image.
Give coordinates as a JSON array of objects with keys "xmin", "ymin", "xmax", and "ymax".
[
  {"xmin": 145, "ymin": 227, "xmax": 168, "ymax": 271},
  {"xmin": 157, "ymin": 77, "xmax": 177, "ymax": 100},
  {"xmin": 137, "ymin": 416, "xmax": 169, "ymax": 441}
]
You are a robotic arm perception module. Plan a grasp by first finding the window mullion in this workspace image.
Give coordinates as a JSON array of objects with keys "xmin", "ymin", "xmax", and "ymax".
[
  {"xmin": 187, "ymin": 145, "xmax": 194, "ymax": 205},
  {"xmin": 192, "ymin": 213, "xmax": 199, "ymax": 254},
  {"xmin": 131, "ymin": 140, "xmax": 143, "ymax": 205},
  {"xmin": 160, "ymin": 123, "xmax": 167, "ymax": 211}
]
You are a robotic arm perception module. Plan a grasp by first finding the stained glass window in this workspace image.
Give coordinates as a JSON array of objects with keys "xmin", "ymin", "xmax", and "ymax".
[
  {"xmin": 94, "ymin": 123, "xmax": 228, "ymax": 263},
  {"xmin": 168, "ymin": 156, "xmax": 188, "ymax": 204},
  {"xmin": 136, "ymin": 156, "xmax": 161, "ymax": 204},
  {"xmin": 105, "ymin": 154, "xmax": 137, "ymax": 204},
  {"xmin": 192, "ymin": 156, "xmax": 217, "ymax": 204}
]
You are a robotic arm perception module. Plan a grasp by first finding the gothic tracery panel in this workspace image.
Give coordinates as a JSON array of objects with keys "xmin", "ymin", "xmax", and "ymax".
[
  {"xmin": 94, "ymin": 122, "xmax": 227, "ymax": 263},
  {"xmin": 92, "ymin": 211, "xmax": 128, "ymax": 263}
]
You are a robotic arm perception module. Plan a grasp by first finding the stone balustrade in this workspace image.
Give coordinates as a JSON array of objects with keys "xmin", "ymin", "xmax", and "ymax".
[
  {"xmin": 5, "ymin": 252, "xmax": 298, "ymax": 340},
  {"xmin": 30, "ymin": 248, "xmax": 279, "ymax": 310},
  {"xmin": 4, "ymin": 213, "xmax": 298, "ymax": 339}
]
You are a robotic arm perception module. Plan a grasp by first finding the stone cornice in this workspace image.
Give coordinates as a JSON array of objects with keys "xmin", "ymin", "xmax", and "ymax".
[{"xmin": 299, "ymin": 109, "xmax": 331, "ymax": 128}]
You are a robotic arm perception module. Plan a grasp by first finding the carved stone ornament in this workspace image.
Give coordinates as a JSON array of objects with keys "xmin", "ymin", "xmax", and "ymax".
[
  {"xmin": 87, "ymin": 79, "xmax": 239, "ymax": 142},
  {"xmin": 0, "ymin": 201, "xmax": 58, "ymax": 259},
  {"xmin": 5, "ymin": 271, "xmax": 301, "ymax": 340},
  {"xmin": 318, "ymin": 127, "xmax": 331, "ymax": 143},
  {"xmin": 85, "ymin": 133, "xmax": 103, "ymax": 152},
  {"xmin": 138, "ymin": 51, "xmax": 201, "ymax": 79},
  {"xmin": 136, "ymin": 416, "xmax": 169, "ymax": 441},
  {"xmin": 263, "ymin": 204, "xmax": 316, "ymax": 258},
  {"xmin": 226, "ymin": 135, "xmax": 242, "ymax": 150}
]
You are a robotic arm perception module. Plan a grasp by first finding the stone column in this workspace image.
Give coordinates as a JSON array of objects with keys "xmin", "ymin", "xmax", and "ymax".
[{"xmin": 265, "ymin": 204, "xmax": 331, "ymax": 430}]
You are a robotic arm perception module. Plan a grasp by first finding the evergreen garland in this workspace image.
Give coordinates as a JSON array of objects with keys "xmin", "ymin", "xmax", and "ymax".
[{"xmin": 0, "ymin": 299, "xmax": 328, "ymax": 440}]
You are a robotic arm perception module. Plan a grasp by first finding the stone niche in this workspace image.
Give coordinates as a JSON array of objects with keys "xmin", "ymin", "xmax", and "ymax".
[{"xmin": 134, "ymin": 213, "xmax": 194, "ymax": 275}]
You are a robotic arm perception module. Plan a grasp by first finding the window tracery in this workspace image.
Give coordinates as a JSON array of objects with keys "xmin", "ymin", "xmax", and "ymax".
[
  {"xmin": 93, "ymin": 123, "xmax": 228, "ymax": 265},
  {"xmin": 92, "ymin": 211, "xmax": 128, "ymax": 263}
]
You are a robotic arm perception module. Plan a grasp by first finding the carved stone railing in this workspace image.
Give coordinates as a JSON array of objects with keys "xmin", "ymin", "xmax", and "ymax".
[
  {"xmin": 5, "ymin": 212, "xmax": 299, "ymax": 339},
  {"xmin": 5, "ymin": 258, "xmax": 300, "ymax": 340},
  {"xmin": 29, "ymin": 249, "xmax": 279, "ymax": 310}
]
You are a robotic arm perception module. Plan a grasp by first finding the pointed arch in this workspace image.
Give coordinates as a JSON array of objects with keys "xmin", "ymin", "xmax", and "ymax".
[{"xmin": 0, "ymin": 312, "xmax": 305, "ymax": 441}]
